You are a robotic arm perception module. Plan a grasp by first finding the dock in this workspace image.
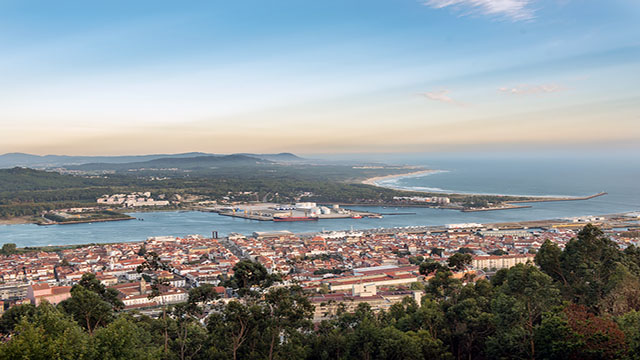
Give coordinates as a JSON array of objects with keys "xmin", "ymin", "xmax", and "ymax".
[{"xmin": 202, "ymin": 203, "xmax": 381, "ymax": 222}]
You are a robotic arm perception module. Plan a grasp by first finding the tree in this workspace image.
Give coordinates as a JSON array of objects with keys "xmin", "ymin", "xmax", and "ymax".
[
  {"xmin": 169, "ymin": 309, "xmax": 209, "ymax": 360},
  {"xmin": 409, "ymin": 329, "xmax": 451, "ymax": 360},
  {"xmin": 409, "ymin": 282, "xmax": 425, "ymax": 291},
  {"xmin": 90, "ymin": 316, "xmax": 161, "ymax": 360},
  {"xmin": 536, "ymin": 224, "xmax": 639, "ymax": 314},
  {"xmin": 487, "ymin": 264, "xmax": 560, "ymax": 360},
  {"xmin": 76, "ymin": 273, "xmax": 124, "ymax": 310},
  {"xmin": 535, "ymin": 240, "xmax": 566, "ymax": 285},
  {"xmin": 410, "ymin": 298, "xmax": 446, "ymax": 339},
  {"xmin": 137, "ymin": 244, "xmax": 147, "ymax": 257},
  {"xmin": 137, "ymin": 251, "xmax": 173, "ymax": 353},
  {"xmin": 225, "ymin": 260, "xmax": 281, "ymax": 297},
  {"xmin": 308, "ymin": 322, "xmax": 348, "ymax": 360},
  {"xmin": 0, "ymin": 303, "xmax": 36, "ymax": 334},
  {"xmin": 431, "ymin": 247, "xmax": 444, "ymax": 257},
  {"xmin": 565, "ymin": 304, "xmax": 627, "ymax": 359},
  {"xmin": 419, "ymin": 259, "xmax": 445, "ymax": 276},
  {"xmin": 408, "ymin": 256, "xmax": 424, "ymax": 265},
  {"xmin": 60, "ymin": 285, "xmax": 115, "ymax": 335},
  {"xmin": 535, "ymin": 304, "xmax": 628, "ymax": 360},
  {"xmin": 448, "ymin": 253, "xmax": 472, "ymax": 272},
  {"xmin": 170, "ymin": 286, "xmax": 221, "ymax": 360},
  {"xmin": 425, "ymin": 268, "xmax": 461, "ymax": 300},
  {"xmin": 617, "ymin": 310, "xmax": 640, "ymax": 359},
  {"xmin": 207, "ymin": 300, "xmax": 254, "ymax": 360},
  {"xmin": 0, "ymin": 302, "xmax": 89, "ymax": 360},
  {"xmin": 187, "ymin": 284, "xmax": 220, "ymax": 309},
  {"xmin": 534, "ymin": 309, "xmax": 581, "ymax": 360},
  {"xmin": 600, "ymin": 262, "xmax": 640, "ymax": 315},
  {"xmin": 456, "ymin": 247, "xmax": 474, "ymax": 255},
  {"xmin": 263, "ymin": 286, "xmax": 314, "ymax": 360},
  {"xmin": 445, "ymin": 296, "xmax": 493, "ymax": 360},
  {"xmin": 0, "ymin": 243, "xmax": 17, "ymax": 255}
]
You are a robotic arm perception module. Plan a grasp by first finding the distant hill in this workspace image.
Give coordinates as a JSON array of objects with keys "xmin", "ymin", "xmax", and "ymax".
[
  {"xmin": 65, "ymin": 154, "xmax": 274, "ymax": 172},
  {"xmin": 0, "ymin": 152, "xmax": 211, "ymax": 168},
  {"xmin": 0, "ymin": 152, "xmax": 305, "ymax": 169},
  {"xmin": 234, "ymin": 152, "xmax": 304, "ymax": 162}
]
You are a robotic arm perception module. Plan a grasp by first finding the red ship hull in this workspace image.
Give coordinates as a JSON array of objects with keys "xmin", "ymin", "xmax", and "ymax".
[{"xmin": 273, "ymin": 216, "xmax": 318, "ymax": 222}]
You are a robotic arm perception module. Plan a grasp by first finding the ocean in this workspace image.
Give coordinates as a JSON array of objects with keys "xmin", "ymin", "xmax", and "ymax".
[
  {"xmin": 369, "ymin": 151, "xmax": 640, "ymax": 214},
  {"xmin": 1, "ymin": 151, "xmax": 638, "ymax": 247}
]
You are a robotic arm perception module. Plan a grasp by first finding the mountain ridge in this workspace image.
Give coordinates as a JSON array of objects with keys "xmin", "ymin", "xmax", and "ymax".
[{"xmin": 0, "ymin": 152, "xmax": 304, "ymax": 169}]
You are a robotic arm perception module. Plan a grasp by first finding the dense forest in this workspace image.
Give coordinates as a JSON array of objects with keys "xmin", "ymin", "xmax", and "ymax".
[
  {"xmin": 0, "ymin": 167, "xmax": 527, "ymax": 218},
  {"xmin": 1, "ymin": 225, "xmax": 640, "ymax": 359}
]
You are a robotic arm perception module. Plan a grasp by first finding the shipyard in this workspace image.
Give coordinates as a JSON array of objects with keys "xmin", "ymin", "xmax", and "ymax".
[{"xmin": 204, "ymin": 202, "xmax": 382, "ymax": 221}]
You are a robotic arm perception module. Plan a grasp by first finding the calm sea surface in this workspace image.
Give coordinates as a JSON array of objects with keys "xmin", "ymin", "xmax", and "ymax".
[{"xmin": 1, "ymin": 152, "xmax": 638, "ymax": 247}]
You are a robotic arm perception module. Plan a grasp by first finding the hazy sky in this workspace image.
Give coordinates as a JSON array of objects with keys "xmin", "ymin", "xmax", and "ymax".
[{"xmin": 1, "ymin": 0, "xmax": 639, "ymax": 155}]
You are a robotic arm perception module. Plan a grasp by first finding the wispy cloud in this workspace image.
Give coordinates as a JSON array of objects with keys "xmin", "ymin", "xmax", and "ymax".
[
  {"xmin": 422, "ymin": 0, "xmax": 536, "ymax": 21},
  {"xmin": 498, "ymin": 83, "xmax": 563, "ymax": 95},
  {"xmin": 421, "ymin": 90, "xmax": 465, "ymax": 105}
]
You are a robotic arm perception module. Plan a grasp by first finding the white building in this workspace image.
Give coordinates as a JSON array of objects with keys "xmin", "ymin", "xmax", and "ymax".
[
  {"xmin": 295, "ymin": 202, "xmax": 317, "ymax": 209},
  {"xmin": 472, "ymin": 254, "xmax": 535, "ymax": 271}
]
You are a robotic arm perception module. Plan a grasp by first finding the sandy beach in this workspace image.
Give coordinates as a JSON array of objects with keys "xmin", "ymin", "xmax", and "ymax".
[{"xmin": 361, "ymin": 169, "xmax": 439, "ymax": 186}]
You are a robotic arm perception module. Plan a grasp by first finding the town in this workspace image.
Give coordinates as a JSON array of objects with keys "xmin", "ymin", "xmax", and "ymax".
[{"xmin": 1, "ymin": 219, "xmax": 638, "ymax": 322}]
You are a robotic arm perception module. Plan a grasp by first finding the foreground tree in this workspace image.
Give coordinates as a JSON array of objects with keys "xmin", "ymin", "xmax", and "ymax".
[
  {"xmin": 0, "ymin": 303, "xmax": 36, "ymax": 334},
  {"xmin": 617, "ymin": 310, "xmax": 640, "ymax": 360},
  {"xmin": 487, "ymin": 264, "xmax": 560, "ymax": 360},
  {"xmin": 536, "ymin": 224, "xmax": 640, "ymax": 315},
  {"xmin": 262, "ymin": 286, "xmax": 314, "ymax": 360},
  {"xmin": 0, "ymin": 302, "xmax": 89, "ymax": 360},
  {"xmin": 536, "ymin": 304, "xmax": 628, "ymax": 360},
  {"xmin": 60, "ymin": 285, "xmax": 116, "ymax": 335},
  {"xmin": 90, "ymin": 315, "xmax": 162, "ymax": 360},
  {"xmin": 59, "ymin": 273, "xmax": 123, "ymax": 335}
]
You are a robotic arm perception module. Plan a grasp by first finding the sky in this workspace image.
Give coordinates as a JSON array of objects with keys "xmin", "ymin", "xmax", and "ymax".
[{"xmin": 0, "ymin": 0, "xmax": 639, "ymax": 155}]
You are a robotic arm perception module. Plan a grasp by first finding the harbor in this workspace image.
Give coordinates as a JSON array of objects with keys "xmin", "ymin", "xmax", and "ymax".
[{"xmin": 202, "ymin": 202, "xmax": 382, "ymax": 222}]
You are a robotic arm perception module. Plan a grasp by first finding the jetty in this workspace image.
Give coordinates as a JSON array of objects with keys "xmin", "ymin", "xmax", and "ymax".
[{"xmin": 507, "ymin": 192, "xmax": 608, "ymax": 203}]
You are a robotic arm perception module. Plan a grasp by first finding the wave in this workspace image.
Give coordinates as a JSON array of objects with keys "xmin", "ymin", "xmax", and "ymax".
[{"xmin": 375, "ymin": 170, "xmax": 449, "ymax": 186}]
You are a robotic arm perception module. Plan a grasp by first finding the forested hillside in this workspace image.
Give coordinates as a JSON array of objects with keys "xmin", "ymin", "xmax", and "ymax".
[{"xmin": 0, "ymin": 166, "xmax": 522, "ymax": 219}]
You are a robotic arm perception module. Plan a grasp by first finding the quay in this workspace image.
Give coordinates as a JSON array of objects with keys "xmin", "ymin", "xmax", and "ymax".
[
  {"xmin": 36, "ymin": 216, "xmax": 135, "ymax": 226},
  {"xmin": 201, "ymin": 202, "xmax": 381, "ymax": 222},
  {"xmin": 463, "ymin": 192, "xmax": 608, "ymax": 212},
  {"xmin": 462, "ymin": 205, "xmax": 532, "ymax": 212}
]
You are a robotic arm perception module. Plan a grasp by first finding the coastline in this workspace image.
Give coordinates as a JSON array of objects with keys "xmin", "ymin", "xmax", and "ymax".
[
  {"xmin": 36, "ymin": 216, "xmax": 135, "ymax": 226},
  {"xmin": 361, "ymin": 169, "xmax": 439, "ymax": 186},
  {"xmin": 360, "ymin": 169, "xmax": 610, "ymax": 212},
  {"xmin": 0, "ymin": 207, "xmax": 183, "ymax": 226},
  {"xmin": 362, "ymin": 169, "xmax": 607, "ymax": 200},
  {"xmin": 0, "ymin": 216, "xmax": 33, "ymax": 225}
]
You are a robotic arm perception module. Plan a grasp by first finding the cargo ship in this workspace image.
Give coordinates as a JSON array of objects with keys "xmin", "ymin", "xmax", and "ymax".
[{"xmin": 273, "ymin": 216, "xmax": 319, "ymax": 222}]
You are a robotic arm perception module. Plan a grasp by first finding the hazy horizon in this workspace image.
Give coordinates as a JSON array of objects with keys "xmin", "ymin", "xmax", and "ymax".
[{"xmin": 3, "ymin": 146, "xmax": 640, "ymax": 160}]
